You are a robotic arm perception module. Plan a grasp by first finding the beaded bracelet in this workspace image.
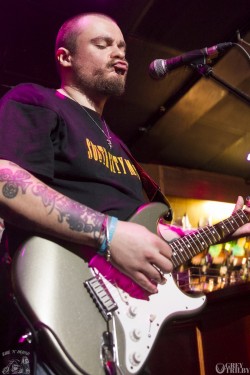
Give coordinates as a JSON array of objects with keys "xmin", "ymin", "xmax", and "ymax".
[{"xmin": 98, "ymin": 215, "xmax": 118, "ymax": 261}]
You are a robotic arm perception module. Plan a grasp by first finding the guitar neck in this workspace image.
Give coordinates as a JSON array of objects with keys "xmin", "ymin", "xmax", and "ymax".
[{"xmin": 170, "ymin": 209, "xmax": 249, "ymax": 268}]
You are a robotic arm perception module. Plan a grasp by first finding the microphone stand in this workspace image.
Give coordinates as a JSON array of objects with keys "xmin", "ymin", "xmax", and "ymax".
[{"xmin": 191, "ymin": 62, "xmax": 250, "ymax": 106}]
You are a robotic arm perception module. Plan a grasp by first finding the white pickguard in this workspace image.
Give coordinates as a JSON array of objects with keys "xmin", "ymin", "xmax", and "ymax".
[{"xmin": 98, "ymin": 271, "xmax": 205, "ymax": 374}]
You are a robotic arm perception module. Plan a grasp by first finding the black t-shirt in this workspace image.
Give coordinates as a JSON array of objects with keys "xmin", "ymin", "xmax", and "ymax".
[
  {"xmin": 0, "ymin": 83, "xmax": 145, "ymax": 219},
  {"xmin": 0, "ymin": 83, "xmax": 148, "ymax": 254}
]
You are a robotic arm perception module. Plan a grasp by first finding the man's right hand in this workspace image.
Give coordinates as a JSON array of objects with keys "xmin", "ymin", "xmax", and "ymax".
[{"xmin": 108, "ymin": 220, "xmax": 173, "ymax": 294}]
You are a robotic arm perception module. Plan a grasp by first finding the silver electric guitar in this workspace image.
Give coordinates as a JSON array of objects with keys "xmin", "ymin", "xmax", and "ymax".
[{"xmin": 11, "ymin": 202, "xmax": 249, "ymax": 375}]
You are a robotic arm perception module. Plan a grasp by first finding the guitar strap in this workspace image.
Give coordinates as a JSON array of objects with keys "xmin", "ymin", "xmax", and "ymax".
[{"xmin": 118, "ymin": 139, "xmax": 173, "ymax": 221}]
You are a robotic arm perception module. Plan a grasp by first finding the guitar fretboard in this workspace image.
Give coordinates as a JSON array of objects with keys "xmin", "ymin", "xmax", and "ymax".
[{"xmin": 170, "ymin": 209, "xmax": 249, "ymax": 268}]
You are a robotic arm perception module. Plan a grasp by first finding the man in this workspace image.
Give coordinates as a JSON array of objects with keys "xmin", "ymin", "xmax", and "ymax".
[{"xmin": 0, "ymin": 12, "xmax": 249, "ymax": 375}]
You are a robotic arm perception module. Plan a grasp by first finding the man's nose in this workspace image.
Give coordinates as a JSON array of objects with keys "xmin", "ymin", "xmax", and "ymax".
[{"xmin": 111, "ymin": 45, "xmax": 126, "ymax": 59}]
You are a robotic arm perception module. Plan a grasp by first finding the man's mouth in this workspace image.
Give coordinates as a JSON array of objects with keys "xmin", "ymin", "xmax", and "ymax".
[{"xmin": 112, "ymin": 61, "xmax": 128, "ymax": 76}]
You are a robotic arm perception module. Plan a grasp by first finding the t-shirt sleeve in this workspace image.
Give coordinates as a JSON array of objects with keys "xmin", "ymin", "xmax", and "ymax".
[{"xmin": 0, "ymin": 97, "xmax": 58, "ymax": 179}]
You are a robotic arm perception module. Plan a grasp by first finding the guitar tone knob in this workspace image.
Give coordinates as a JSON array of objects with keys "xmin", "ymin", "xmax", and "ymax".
[
  {"xmin": 129, "ymin": 351, "xmax": 142, "ymax": 365},
  {"xmin": 127, "ymin": 306, "xmax": 138, "ymax": 318},
  {"xmin": 130, "ymin": 328, "xmax": 142, "ymax": 341}
]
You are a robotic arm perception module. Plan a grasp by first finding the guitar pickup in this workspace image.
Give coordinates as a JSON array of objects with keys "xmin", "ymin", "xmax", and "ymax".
[{"xmin": 84, "ymin": 276, "xmax": 118, "ymax": 321}]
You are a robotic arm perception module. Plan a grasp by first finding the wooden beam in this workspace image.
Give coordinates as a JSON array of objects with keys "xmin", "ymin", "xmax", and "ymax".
[{"xmin": 142, "ymin": 163, "xmax": 250, "ymax": 203}]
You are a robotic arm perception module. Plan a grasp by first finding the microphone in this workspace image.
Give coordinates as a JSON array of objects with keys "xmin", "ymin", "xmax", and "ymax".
[{"xmin": 149, "ymin": 42, "xmax": 233, "ymax": 79}]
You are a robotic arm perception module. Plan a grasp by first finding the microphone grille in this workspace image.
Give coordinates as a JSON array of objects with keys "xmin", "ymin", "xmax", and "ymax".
[{"xmin": 149, "ymin": 59, "xmax": 166, "ymax": 80}]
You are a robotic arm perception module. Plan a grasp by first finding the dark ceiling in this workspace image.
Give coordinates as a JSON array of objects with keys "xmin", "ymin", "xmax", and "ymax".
[{"xmin": 1, "ymin": 0, "xmax": 250, "ymax": 181}]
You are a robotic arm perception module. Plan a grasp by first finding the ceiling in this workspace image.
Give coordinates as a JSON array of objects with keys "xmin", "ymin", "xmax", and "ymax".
[{"xmin": 1, "ymin": 0, "xmax": 250, "ymax": 181}]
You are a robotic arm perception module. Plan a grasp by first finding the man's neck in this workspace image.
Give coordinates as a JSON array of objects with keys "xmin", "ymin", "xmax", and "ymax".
[{"xmin": 58, "ymin": 85, "xmax": 107, "ymax": 115}]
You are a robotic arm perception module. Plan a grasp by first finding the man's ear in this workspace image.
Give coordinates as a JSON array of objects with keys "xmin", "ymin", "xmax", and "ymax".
[{"xmin": 56, "ymin": 47, "xmax": 72, "ymax": 67}]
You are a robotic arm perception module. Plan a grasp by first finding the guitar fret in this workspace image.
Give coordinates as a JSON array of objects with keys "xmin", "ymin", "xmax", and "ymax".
[
  {"xmin": 169, "ymin": 209, "xmax": 250, "ymax": 269},
  {"xmin": 208, "ymin": 226, "xmax": 221, "ymax": 242},
  {"xmin": 223, "ymin": 218, "xmax": 237, "ymax": 233},
  {"xmin": 170, "ymin": 241, "xmax": 186, "ymax": 265},
  {"xmin": 198, "ymin": 226, "xmax": 220, "ymax": 246},
  {"xmin": 215, "ymin": 210, "xmax": 248, "ymax": 239},
  {"xmin": 185, "ymin": 235, "xmax": 201, "ymax": 256},
  {"xmin": 182, "ymin": 233, "xmax": 203, "ymax": 259},
  {"xmin": 179, "ymin": 239, "xmax": 195, "ymax": 260},
  {"xmin": 193, "ymin": 231, "xmax": 209, "ymax": 248},
  {"xmin": 170, "ymin": 237, "xmax": 196, "ymax": 266},
  {"xmin": 171, "ymin": 256, "xmax": 178, "ymax": 268},
  {"xmin": 170, "ymin": 254, "xmax": 183, "ymax": 268},
  {"xmin": 228, "ymin": 211, "xmax": 248, "ymax": 228},
  {"xmin": 238, "ymin": 211, "xmax": 249, "ymax": 224}
]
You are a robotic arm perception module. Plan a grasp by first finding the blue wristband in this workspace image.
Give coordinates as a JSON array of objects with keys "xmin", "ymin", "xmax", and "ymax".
[
  {"xmin": 107, "ymin": 216, "xmax": 118, "ymax": 245},
  {"xmin": 98, "ymin": 216, "xmax": 118, "ymax": 257}
]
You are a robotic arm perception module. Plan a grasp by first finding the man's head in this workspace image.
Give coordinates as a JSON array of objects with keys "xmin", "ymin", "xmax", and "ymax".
[{"xmin": 55, "ymin": 13, "xmax": 128, "ymax": 97}]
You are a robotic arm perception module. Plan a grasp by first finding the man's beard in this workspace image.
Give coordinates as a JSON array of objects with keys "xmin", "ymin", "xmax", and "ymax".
[
  {"xmin": 72, "ymin": 66, "xmax": 127, "ymax": 97},
  {"xmin": 93, "ymin": 74, "xmax": 126, "ymax": 96}
]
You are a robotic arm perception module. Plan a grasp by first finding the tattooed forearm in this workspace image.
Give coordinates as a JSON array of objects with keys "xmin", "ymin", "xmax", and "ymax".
[
  {"xmin": 0, "ymin": 166, "xmax": 105, "ymax": 242},
  {"xmin": 0, "ymin": 168, "xmax": 32, "ymax": 198},
  {"xmin": 33, "ymin": 184, "xmax": 104, "ymax": 240},
  {"xmin": 32, "ymin": 184, "xmax": 57, "ymax": 213},
  {"xmin": 56, "ymin": 197, "xmax": 104, "ymax": 241}
]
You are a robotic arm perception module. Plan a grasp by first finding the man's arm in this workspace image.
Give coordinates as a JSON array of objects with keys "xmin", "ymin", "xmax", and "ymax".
[
  {"xmin": 0, "ymin": 159, "xmax": 173, "ymax": 293},
  {"xmin": 0, "ymin": 159, "xmax": 105, "ymax": 248}
]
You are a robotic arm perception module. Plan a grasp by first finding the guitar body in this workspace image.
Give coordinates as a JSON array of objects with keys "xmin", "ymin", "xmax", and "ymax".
[{"xmin": 12, "ymin": 203, "xmax": 206, "ymax": 375}]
